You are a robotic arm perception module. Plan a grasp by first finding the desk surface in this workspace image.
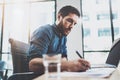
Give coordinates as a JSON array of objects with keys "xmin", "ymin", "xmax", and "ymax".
[{"xmin": 33, "ymin": 68, "xmax": 120, "ymax": 80}]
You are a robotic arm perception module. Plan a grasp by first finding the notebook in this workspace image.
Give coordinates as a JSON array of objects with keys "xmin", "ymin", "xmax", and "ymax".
[
  {"xmin": 61, "ymin": 64, "xmax": 116, "ymax": 78},
  {"xmin": 61, "ymin": 67, "xmax": 116, "ymax": 78},
  {"xmin": 91, "ymin": 63, "xmax": 116, "ymax": 68}
]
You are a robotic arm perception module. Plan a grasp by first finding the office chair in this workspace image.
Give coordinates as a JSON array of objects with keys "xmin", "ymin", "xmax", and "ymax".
[
  {"xmin": 106, "ymin": 38, "xmax": 120, "ymax": 67},
  {"xmin": 8, "ymin": 38, "xmax": 42, "ymax": 80}
]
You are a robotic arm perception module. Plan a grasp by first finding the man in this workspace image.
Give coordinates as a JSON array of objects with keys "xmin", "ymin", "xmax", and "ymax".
[{"xmin": 28, "ymin": 5, "xmax": 90, "ymax": 74}]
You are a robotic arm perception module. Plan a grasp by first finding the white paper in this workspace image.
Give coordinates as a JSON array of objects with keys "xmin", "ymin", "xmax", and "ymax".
[
  {"xmin": 91, "ymin": 64, "xmax": 116, "ymax": 68},
  {"xmin": 61, "ymin": 68, "xmax": 116, "ymax": 78}
]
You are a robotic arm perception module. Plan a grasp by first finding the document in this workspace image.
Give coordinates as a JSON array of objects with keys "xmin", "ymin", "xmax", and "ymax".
[
  {"xmin": 61, "ymin": 68, "xmax": 116, "ymax": 78},
  {"xmin": 91, "ymin": 64, "xmax": 116, "ymax": 68}
]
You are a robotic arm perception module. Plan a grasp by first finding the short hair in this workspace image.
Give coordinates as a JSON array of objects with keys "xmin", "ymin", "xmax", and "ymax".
[{"xmin": 58, "ymin": 5, "xmax": 80, "ymax": 18}]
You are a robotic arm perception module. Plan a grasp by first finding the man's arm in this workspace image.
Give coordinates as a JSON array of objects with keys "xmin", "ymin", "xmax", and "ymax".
[
  {"xmin": 29, "ymin": 58, "xmax": 44, "ymax": 74},
  {"xmin": 29, "ymin": 57, "xmax": 90, "ymax": 73}
]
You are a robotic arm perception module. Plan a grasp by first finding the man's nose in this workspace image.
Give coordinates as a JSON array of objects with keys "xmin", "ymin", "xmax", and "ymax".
[{"xmin": 70, "ymin": 23, "xmax": 75, "ymax": 28}]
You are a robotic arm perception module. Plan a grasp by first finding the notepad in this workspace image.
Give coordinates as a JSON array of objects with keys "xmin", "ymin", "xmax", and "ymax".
[
  {"xmin": 61, "ymin": 68, "xmax": 116, "ymax": 78},
  {"xmin": 91, "ymin": 64, "xmax": 116, "ymax": 68}
]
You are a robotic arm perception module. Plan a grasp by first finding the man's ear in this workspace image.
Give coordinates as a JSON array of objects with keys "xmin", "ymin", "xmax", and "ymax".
[{"xmin": 57, "ymin": 14, "xmax": 62, "ymax": 21}]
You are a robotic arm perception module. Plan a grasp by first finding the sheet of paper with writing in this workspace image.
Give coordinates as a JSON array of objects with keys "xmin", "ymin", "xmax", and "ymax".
[{"xmin": 61, "ymin": 68, "xmax": 116, "ymax": 78}]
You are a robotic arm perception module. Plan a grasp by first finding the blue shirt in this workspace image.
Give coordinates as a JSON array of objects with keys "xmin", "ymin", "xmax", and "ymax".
[{"xmin": 28, "ymin": 24, "xmax": 67, "ymax": 60}]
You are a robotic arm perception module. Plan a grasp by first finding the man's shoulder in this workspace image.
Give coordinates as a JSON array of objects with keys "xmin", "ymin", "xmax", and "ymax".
[
  {"xmin": 32, "ymin": 24, "xmax": 55, "ymax": 37},
  {"xmin": 35, "ymin": 24, "xmax": 55, "ymax": 36},
  {"xmin": 38, "ymin": 24, "xmax": 54, "ymax": 31}
]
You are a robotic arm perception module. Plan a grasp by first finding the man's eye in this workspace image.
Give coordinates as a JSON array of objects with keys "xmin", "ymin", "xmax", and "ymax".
[
  {"xmin": 66, "ymin": 19, "xmax": 76, "ymax": 25},
  {"xmin": 66, "ymin": 19, "xmax": 73, "ymax": 23}
]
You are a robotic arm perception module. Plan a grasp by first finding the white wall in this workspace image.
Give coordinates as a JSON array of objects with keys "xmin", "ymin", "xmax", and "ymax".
[
  {"xmin": 56, "ymin": 0, "xmax": 83, "ymax": 60},
  {"xmin": 56, "ymin": 0, "xmax": 81, "ymax": 13}
]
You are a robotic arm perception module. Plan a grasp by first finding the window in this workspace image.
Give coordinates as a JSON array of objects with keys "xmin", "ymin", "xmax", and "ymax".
[
  {"xmin": 97, "ymin": 13, "xmax": 117, "ymax": 20},
  {"xmin": 81, "ymin": 0, "xmax": 120, "ymax": 64},
  {"xmin": 98, "ymin": 28, "xmax": 111, "ymax": 37},
  {"xmin": 0, "ymin": 0, "xmax": 55, "ymax": 72},
  {"xmin": 1, "ymin": 1, "xmax": 55, "ymax": 53},
  {"xmin": 82, "ymin": 0, "xmax": 112, "ymax": 64},
  {"xmin": 0, "ymin": 2, "xmax": 3, "ymax": 55},
  {"xmin": 83, "ymin": 28, "xmax": 90, "ymax": 37}
]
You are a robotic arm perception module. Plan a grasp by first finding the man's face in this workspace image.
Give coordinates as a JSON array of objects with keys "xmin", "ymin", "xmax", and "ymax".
[{"xmin": 58, "ymin": 13, "xmax": 79, "ymax": 36}]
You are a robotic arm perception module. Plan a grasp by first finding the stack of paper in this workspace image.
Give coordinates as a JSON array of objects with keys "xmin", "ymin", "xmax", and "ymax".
[
  {"xmin": 61, "ymin": 68, "xmax": 116, "ymax": 78},
  {"xmin": 91, "ymin": 64, "xmax": 116, "ymax": 68}
]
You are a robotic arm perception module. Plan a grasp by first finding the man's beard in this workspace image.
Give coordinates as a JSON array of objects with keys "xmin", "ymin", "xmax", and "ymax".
[{"xmin": 57, "ymin": 22, "xmax": 71, "ymax": 36}]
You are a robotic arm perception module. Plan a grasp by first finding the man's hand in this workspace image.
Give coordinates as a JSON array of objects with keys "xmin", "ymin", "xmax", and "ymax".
[{"xmin": 61, "ymin": 58, "xmax": 90, "ymax": 72}]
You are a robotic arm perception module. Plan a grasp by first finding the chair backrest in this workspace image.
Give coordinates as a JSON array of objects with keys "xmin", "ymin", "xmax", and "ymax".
[
  {"xmin": 106, "ymin": 38, "xmax": 120, "ymax": 67},
  {"xmin": 9, "ymin": 38, "xmax": 30, "ymax": 73}
]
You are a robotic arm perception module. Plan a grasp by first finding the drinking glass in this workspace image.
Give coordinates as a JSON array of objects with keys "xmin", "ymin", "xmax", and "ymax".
[{"xmin": 43, "ymin": 53, "xmax": 61, "ymax": 80}]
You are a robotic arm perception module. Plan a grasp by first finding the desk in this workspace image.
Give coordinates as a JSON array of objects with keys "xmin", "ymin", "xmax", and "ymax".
[{"xmin": 33, "ymin": 68, "xmax": 120, "ymax": 80}]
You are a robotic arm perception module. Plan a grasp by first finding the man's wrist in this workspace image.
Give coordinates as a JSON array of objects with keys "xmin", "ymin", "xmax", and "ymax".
[{"xmin": 61, "ymin": 59, "xmax": 69, "ymax": 71}]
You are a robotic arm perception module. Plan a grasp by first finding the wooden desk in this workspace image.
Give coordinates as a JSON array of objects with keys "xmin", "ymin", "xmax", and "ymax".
[{"xmin": 33, "ymin": 68, "xmax": 120, "ymax": 80}]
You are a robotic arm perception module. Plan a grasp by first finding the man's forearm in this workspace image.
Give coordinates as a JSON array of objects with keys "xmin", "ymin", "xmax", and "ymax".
[
  {"xmin": 29, "ymin": 57, "xmax": 89, "ymax": 73},
  {"xmin": 29, "ymin": 57, "xmax": 68, "ymax": 73},
  {"xmin": 29, "ymin": 58, "xmax": 45, "ymax": 74}
]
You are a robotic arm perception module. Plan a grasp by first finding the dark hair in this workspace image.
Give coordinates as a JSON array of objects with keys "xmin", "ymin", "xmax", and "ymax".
[{"xmin": 58, "ymin": 5, "xmax": 80, "ymax": 18}]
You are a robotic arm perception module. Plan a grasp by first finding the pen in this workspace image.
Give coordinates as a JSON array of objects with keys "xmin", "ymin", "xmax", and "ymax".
[
  {"xmin": 76, "ymin": 50, "xmax": 83, "ymax": 58},
  {"xmin": 76, "ymin": 50, "xmax": 91, "ymax": 69}
]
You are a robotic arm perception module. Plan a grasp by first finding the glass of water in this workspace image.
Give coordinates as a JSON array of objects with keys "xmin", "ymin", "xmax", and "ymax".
[{"xmin": 43, "ymin": 53, "xmax": 61, "ymax": 79}]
